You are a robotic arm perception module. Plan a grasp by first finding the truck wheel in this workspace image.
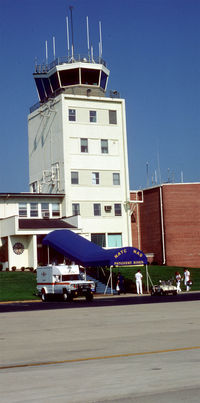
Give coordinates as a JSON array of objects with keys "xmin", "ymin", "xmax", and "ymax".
[
  {"xmin": 86, "ymin": 293, "xmax": 93, "ymax": 302},
  {"xmin": 41, "ymin": 289, "xmax": 47, "ymax": 302},
  {"xmin": 63, "ymin": 292, "xmax": 68, "ymax": 301},
  {"xmin": 63, "ymin": 290, "xmax": 73, "ymax": 302}
]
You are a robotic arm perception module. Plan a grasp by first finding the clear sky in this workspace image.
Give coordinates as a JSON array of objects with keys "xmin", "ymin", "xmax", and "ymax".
[{"xmin": 0, "ymin": 0, "xmax": 200, "ymax": 192}]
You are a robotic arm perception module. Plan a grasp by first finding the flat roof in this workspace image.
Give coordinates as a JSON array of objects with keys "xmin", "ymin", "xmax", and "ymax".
[
  {"xmin": 19, "ymin": 219, "xmax": 75, "ymax": 230},
  {"xmin": 0, "ymin": 193, "xmax": 65, "ymax": 199}
]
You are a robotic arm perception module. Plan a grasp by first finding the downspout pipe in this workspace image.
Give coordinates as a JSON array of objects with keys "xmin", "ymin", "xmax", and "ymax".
[{"xmin": 159, "ymin": 186, "xmax": 166, "ymax": 264}]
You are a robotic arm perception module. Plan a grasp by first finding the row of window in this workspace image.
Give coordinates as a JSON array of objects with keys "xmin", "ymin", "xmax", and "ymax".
[
  {"xmin": 69, "ymin": 109, "xmax": 117, "ymax": 125},
  {"xmin": 80, "ymin": 138, "xmax": 109, "ymax": 154},
  {"xmin": 91, "ymin": 233, "xmax": 122, "ymax": 248},
  {"xmin": 71, "ymin": 172, "xmax": 120, "ymax": 186},
  {"xmin": 19, "ymin": 202, "xmax": 60, "ymax": 218},
  {"xmin": 72, "ymin": 203, "xmax": 122, "ymax": 216}
]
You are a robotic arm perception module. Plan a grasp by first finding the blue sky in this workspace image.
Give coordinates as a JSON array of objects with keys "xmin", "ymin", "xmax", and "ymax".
[{"xmin": 0, "ymin": 0, "xmax": 200, "ymax": 191}]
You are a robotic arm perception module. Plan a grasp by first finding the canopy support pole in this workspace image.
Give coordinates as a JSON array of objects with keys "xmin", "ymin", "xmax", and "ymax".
[
  {"xmin": 47, "ymin": 246, "xmax": 50, "ymax": 265},
  {"xmin": 146, "ymin": 264, "xmax": 149, "ymax": 293},
  {"xmin": 104, "ymin": 266, "xmax": 113, "ymax": 295}
]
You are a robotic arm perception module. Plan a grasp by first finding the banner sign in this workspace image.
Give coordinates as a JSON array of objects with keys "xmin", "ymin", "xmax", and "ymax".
[{"xmin": 110, "ymin": 247, "xmax": 147, "ymax": 267}]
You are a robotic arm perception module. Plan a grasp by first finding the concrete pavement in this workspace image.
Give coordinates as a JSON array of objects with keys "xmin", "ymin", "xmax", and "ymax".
[{"xmin": 0, "ymin": 297, "xmax": 200, "ymax": 402}]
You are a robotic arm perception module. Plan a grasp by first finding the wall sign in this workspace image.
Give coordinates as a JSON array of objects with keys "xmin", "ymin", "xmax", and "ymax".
[{"xmin": 13, "ymin": 242, "xmax": 24, "ymax": 255}]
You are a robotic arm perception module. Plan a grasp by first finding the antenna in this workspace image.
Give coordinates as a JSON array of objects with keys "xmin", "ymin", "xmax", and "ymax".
[
  {"xmin": 167, "ymin": 168, "xmax": 170, "ymax": 183},
  {"xmin": 146, "ymin": 161, "xmax": 149, "ymax": 187},
  {"xmin": 53, "ymin": 36, "xmax": 56, "ymax": 60},
  {"xmin": 181, "ymin": 171, "xmax": 184, "ymax": 183},
  {"xmin": 45, "ymin": 40, "xmax": 48, "ymax": 65},
  {"xmin": 66, "ymin": 16, "xmax": 70, "ymax": 59},
  {"xmin": 86, "ymin": 16, "xmax": 90, "ymax": 61},
  {"xmin": 69, "ymin": 6, "xmax": 74, "ymax": 59},
  {"xmin": 91, "ymin": 45, "xmax": 94, "ymax": 62},
  {"xmin": 156, "ymin": 146, "xmax": 162, "ymax": 184},
  {"xmin": 99, "ymin": 21, "xmax": 102, "ymax": 60}
]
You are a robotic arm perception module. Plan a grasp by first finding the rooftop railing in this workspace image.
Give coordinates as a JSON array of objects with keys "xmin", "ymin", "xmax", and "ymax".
[{"xmin": 34, "ymin": 55, "xmax": 106, "ymax": 74}]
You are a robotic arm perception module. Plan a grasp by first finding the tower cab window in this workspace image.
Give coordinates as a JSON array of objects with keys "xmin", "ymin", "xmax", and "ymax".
[{"xmin": 69, "ymin": 109, "xmax": 76, "ymax": 121}]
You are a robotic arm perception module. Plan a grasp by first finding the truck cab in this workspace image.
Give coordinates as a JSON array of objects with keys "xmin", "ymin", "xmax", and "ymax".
[{"xmin": 37, "ymin": 264, "xmax": 95, "ymax": 302}]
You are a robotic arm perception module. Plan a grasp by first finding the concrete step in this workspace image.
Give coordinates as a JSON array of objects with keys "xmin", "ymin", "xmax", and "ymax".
[{"xmin": 86, "ymin": 274, "xmax": 117, "ymax": 295}]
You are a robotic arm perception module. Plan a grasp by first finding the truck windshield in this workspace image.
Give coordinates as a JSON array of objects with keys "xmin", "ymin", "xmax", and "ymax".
[{"xmin": 62, "ymin": 274, "xmax": 81, "ymax": 281}]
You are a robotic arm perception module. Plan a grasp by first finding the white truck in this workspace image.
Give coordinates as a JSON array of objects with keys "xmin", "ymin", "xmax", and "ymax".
[{"xmin": 37, "ymin": 264, "xmax": 95, "ymax": 302}]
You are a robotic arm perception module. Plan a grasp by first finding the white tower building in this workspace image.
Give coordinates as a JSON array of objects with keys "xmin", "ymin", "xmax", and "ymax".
[{"xmin": 28, "ymin": 31, "xmax": 132, "ymax": 248}]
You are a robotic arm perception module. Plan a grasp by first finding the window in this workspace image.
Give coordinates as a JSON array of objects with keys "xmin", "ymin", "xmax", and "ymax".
[
  {"xmin": 71, "ymin": 172, "xmax": 79, "ymax": 184},
  {"xmin": 19, "ymin": 203, "xmax": 27, "ymax": 217},
  {"xmin": 41, "ymin": 203, "xmax": 49, "ymax": 218},
  {"xmin": 31, "ymin": 181, "xmax": 37, "ymax": 193},
  {"xmin": 30, "ymin": 202, "xmax": 38, "ymax": 217},
  {"xmin": 114, "ymin": 203, "xmax": 122, "ymax": 216},
  {"xmin": 72, "ymin": 203, "xmax": 80, "ymax": 215},
  {"xmin": 69, "ymin": 109, "xmax": 76, "ymax": 121},
  {"xmin": 92, "ymin": 172, "xmax": 100, "ymax": 185},
  {"xmin": 113, "ymin": 173, "xmax": 120, "ymax": 185},
  {"xmin": 108, "ymin": 234, "xmax": 122, "ymax": 247},
  {"xmin": 81, "ymin": 138, "xmax": 88, "ymax": 153},
  {"xmin": 52, "ymin": 203, "xmax": 60, "ymax": 217},
  {"xmin": 93, "ymin": 203, "xmax": 101, "ymax": 216},
  {"xmin": 101, "ymin": 139, "xmax": 108, "ymax": 154},
  {"xmin": 91, "ymin": 233, "xmax": 106, "ymax": 247},
  {"xmin": 109, "ymin": 110, "xmax": 117, "ymax": 124},
  {"xmin": 90, "ymin": 110, "xmax": 97, "ymax": 123}
]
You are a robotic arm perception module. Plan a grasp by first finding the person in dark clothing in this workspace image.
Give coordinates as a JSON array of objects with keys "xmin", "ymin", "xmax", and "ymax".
[{"xmin": 116, "ymin": 272, "xmax": 125, "ymax": 295}]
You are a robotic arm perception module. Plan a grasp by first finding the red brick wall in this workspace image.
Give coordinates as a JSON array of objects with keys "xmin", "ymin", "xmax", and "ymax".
[
  {"xmin": 131, "ymin": 188, "xmax": 163, "ymax": 264},
  {"xmin": 162, "ymin": 184, "xmax": 200, "ymax": 268},
  {"xmin": 131, "ymin": 184, "xmax": 200, "ymax": 268}
]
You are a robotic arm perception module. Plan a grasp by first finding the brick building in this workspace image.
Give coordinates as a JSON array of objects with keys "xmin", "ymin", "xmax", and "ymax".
[{"xmin": 130, "ymin": 183, "xmax": 200, "ymax": 268}]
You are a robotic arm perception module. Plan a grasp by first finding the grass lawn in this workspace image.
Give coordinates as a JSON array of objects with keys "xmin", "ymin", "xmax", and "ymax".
[
  {"xmin": 0, "ymin": 271, "xmax": 39, "ymax": 302},
  {"xmin": 0, "ymin": 266, "xmax": 200, "ymax": 302}
]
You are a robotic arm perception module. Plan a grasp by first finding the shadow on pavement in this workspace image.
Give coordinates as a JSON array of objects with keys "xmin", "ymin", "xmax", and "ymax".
[{"xmin": 0, "ymin": 291, "xmax": 200, "ymax": 313}]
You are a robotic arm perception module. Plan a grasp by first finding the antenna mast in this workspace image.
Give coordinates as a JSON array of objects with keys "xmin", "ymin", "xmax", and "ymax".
[
  {"xmin": 45, "ymin": 40, "xmax": 48, "ymax": 65},
  {"xmin": 86, "ymin": 16, "xmax": 90, "ymax": 61},
  {"xmin": 146, "ymin": 161, "xmax": 149, "ymax": 187},
  {"xmin": 66, "ymin": 16, "xmax": 70, "ymax": 59},
  {"xmin": 99, "ymin": 21, "xmax": 102, "ymax": 60},
  {"xmin": 69, "ymin": 6, "xmax": 74, "ymax": 60},
  {"xmin": 53, "ymin": 36, "xmax": 56, "ymax": 60}
]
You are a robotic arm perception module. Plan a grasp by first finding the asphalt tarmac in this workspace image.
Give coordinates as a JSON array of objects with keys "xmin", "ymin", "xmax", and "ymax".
[{"xmin": 1, "ymin": 293, "xmax": 200, "ymax": 402}]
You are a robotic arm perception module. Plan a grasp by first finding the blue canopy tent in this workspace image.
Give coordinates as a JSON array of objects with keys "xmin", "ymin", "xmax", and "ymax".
[{"xmin": 43, "ymin": 230, "xmax": 149, "ymax": 293}]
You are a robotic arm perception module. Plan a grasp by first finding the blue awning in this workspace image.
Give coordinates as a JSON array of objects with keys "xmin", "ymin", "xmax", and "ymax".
[{"xmin": 43, "ymin": 230, "xmax": 147, "ymax": 267}]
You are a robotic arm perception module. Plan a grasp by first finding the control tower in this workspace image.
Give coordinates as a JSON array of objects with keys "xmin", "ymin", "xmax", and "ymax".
[{"xmin": 28, "ymin": 18, "xmax": 131, "ymax": 248}]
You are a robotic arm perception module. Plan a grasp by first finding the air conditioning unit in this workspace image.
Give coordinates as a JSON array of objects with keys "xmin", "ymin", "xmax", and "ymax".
[
  {"xmin": 104, "ymin": 205, "xmax": 112, "ymax": 212},
  {"xmin": 42, "ymin": 212, "xmax": 50, "ymax": 219}
]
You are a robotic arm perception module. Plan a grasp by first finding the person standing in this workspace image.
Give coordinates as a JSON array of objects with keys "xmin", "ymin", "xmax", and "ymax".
[
  {"xmin": 116, "ymin": 272, "xmax": 125, "ymax": 295},
  {"xmin": 135, "ymin": 269, "xmax": 143, "ymax": 295},
  {"xmin": 175, "ymin": 271, "xmax": 182, "ymax": 292},
  {"xmin": 184, "ymin": 268, "xmax": 191, "ymax": 291}
]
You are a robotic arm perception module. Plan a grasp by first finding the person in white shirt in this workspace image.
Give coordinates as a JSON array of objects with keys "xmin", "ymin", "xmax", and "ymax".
[
  {"xmin": 135, "ymin": 269, "xmax": 143, "ymax": 295},
  {"xmin": 175, "ymin": 271, "xmax": 182, "ymax": 292},
  {"xmin": 184, "ymin": 268, "xmax": 191, "ymax": 291}
]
